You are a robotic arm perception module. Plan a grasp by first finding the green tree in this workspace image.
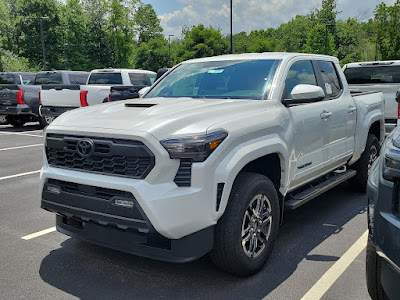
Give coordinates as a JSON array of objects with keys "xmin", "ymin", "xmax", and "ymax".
[
  {"xmin": 374, "ymin": 0, "xmax": 400, "ymax": 60},
  {"xmin": 276, "ymin": 15, "xmax": 313, "ymax": 52},
  {"xmin": 177, "ymin": 24, "xmax": 228, "ymax": 62},
  {"xmin": 107, "ymin": 0, "xmax": 138, "ymax": 68},
  {"xmin": 15, "ymin": 0, "xmax": 63, "ymax": 70},
  {"xmin": 134, "ymin": 3, "xmax": 163, "ymax": 45},
  {"xmin": 135, "ymin": 37, "xmax": 169, "ymax": 71},
  {"xmin": 83, "ymin": 0, "xmax": 113, "ymax": 69},
  {"xmin": 304, "ymin": 24, "xmax": 335, "ymax": 55}
]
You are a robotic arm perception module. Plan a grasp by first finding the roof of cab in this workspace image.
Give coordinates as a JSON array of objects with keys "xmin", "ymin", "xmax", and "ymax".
[
  {"xmin": 344, "ymin": 60, "xmax": 400, "ymax": 68},
  {"xmin": 90, "ymin": 69, "xmax": 156, "ymax": 74},
  {"xmin": 180, "ymin": 52, "xmax": 339, "ymax": 64}
]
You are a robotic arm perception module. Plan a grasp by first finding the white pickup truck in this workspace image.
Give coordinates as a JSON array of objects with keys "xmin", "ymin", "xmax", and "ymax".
[
  {"xmin": 40, "ymin": 53, "xmax": 384, "ymax": 276},
  {"xmin": 39, "ymin": 69, "xmax": 156, "ymax": 126},
  {"xmin": 343, "ymin": 61, "xmax": 400, "ymax": 133}
]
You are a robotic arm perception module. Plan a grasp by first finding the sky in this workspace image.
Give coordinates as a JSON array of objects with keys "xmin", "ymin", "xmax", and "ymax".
[{"xmin": 142, "ymin": 0, "xmax": 395, "ymax": 38}]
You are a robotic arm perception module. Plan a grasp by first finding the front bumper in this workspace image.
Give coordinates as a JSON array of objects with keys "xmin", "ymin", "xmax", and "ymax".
[
  {"xmin": 39, "ymin": 106, "xmax": 77, "ymax": 117},
  {"xmin": 41, "ymin": 178, "xmax": 214, "ymax": 262},
  {"xmin": 0, "ymin": 104, "xmax": 35, "ymax": 115}
]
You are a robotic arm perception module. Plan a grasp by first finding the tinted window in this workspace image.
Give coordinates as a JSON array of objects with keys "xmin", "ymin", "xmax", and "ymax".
[
  {"xmin": 0, "ymin": 74, "xmax": 16, "ymax": 84},
  {"xmin": 146, "ymin": 60, "xmax": 279, "ymax": 100},
  {"xmin": 35, "ymin": 73, "xmax": 63, "ymax": 85},
  {"xmin": 317, "ymin": 61, "xmax": 342, "ymax": 98},
  {"xmin": 284, "ymin": 60, "xmax": 317, "ymax": 99},
  {"xmin": 68, "ymin": 73, "xmax": 89, "ymax": 84},
  {"xmin": 344, "ymin": 66, "xmax": 400, "ymax": 84},
  {"xmin": 88, "ymin": 73, "xmax": 122, "ymax": 85},
  {"xmin": 21, "ymin": 74, "xmax": 35, "ymax": 85},
  {"xmin": 129, "ymin": 73, "xmax": 151, "ymax": 86}
]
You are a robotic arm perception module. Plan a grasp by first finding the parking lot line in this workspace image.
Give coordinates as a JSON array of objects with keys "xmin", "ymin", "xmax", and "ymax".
[
  {"xmin": 0, "ymin": 131, "xmax": 43, "ymax": 138},
  {"xmin": 0, "ymin": 170, "xmax": 40, "ymax": 181},
  {"xmin": 301, "ymin": 230, "xmax": 368, "ymax": 300},
  {"xmin": 21, "ymin": 227, "xmax": 56, "ymax": 240},
  {"xmin": 0, "ymin": 144, "xmax": 42, "ymax": 152}
]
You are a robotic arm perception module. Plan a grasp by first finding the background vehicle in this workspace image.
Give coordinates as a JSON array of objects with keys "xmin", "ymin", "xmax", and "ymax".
[
  {"xmin": 0, "ymin": 72, "xmax": 38, "ymax": 127},
  {"xmin": 40, "ymin": 69, "xmax": 156, "ymax": 123},
  {"xmin": 41, "ymin": 53, "xmax": 384, "ymax": 276},
  {"xmin": 343, "ymin": 61, "xmax": 400, "ymax": 133},
  {"xmin": 0, "ymin": 70, "xmax": 88, "ymax": 128},
  {"xmin": 366, "ymin": 111, "xmax": 400, "ymax": 299}
]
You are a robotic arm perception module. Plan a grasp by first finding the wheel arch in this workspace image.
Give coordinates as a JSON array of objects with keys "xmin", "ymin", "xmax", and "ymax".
[{"xmin": 214, "ymin": 138, "xmax": 288, "ymax": 222}]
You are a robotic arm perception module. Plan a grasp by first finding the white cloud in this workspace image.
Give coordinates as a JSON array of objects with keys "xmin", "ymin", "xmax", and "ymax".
[{"xmin": 159, "ymin": 0, "xmax": 395, "ymax": 38}]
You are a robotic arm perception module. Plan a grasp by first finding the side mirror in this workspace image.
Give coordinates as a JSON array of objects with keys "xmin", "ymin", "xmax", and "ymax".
[
  {"xmin": 396, "ymin": 90, "xmax": 400, "ymax": 103},
  {"xmin": 138, "ymin": 86, "xmax": 151, "ymax": 98},
  {"xmin": 290, "ymin": 84, "xmax": 325, "ymax": 101}
]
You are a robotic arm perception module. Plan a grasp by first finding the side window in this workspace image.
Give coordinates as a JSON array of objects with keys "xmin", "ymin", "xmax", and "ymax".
[
  {"xmin": 68, "ymin": 74, "xmax": 89, "ymax": 85},
  {"xmin": 129, "ymin": 73, "xmax": 151, "ymax": 86},
  {"xmin": 284, "ymin": 60, "xmax": 317, "ymax": 99},
  {"xmin": 317, "ymin": 61, "xmax": 342, "ymax": 98}
]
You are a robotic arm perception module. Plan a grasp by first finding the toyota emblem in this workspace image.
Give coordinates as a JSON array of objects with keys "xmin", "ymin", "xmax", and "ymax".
[{"xmin": 76, "ymin": 139, "xmax": 95, "ymax": 157}]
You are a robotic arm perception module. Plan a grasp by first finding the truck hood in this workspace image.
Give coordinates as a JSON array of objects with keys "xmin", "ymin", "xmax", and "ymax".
[{"xmin": 50, "ymin": 97, "xmax": 266, "ymax": 140}]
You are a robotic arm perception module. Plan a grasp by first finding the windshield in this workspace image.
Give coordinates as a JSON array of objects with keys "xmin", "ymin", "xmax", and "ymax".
[
  {"xmin": 145, "ymin": 59, "xmax": 280, "ymax": 100},
  {"xmin": 344, "ymin": 66, "xmax": 400, "ymax": 84},
  {"xmin": 0, "ymin": 74, "xmax": 15, "ymax": 84},
  {"xmin": 35, "ymin": 73, "xmax": 63, "ymax": 85},
  {"xmin": 88, "ymin": 73, "xmax": 123, "ymax": 85}
]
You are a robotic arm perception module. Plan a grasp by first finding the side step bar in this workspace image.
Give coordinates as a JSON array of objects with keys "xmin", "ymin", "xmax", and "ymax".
[{"xmin": 285, "ymin": 169, "xmax": 356, "ymax": 210}]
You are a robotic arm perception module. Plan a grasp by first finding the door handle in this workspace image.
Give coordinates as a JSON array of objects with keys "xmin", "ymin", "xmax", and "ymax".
[
  {"xmin": 320, "ymin": 111, "xmax": 332, "ymax": 120},
  {"xmin": 348, "ymin": 106, "xmax": 357, "ymax": 113}
]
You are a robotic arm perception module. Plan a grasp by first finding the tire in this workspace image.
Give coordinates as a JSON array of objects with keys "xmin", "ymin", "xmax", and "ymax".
[
  {"xmin": 6, "ymin": 115, "xmax": 26, "ymax": 127},
  {"xmin": 210, "ymin": 172, "xmax": 280, "ymax": 276},
  {"xmin": 0, "ymin": 115, "xmax": 7, "ymax": 124},
  {"xmin": 38, "ymin": 116, "xmax": 55, "ymax": 128},
  {"xmin": 350, "ymin": 134, "xmax": 380, "ymax": 192},
  {"xmin": 366, "ymin": 237, "xmax": 386, "ymax": 300}
]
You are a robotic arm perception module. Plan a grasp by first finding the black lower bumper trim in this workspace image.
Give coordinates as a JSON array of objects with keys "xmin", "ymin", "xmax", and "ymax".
[
  {"xmin": 0, "ymin": 104, "xmax": 34, "ymax": 115},
  {"xmin": 56, "ymin": 215, "xmax": 214, "ymax": 263},
  {"xmin": 40, "ymin": 106, "xmax": 76, "ymax": 117}
]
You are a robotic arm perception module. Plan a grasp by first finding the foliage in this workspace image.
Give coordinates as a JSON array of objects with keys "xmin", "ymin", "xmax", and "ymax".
[
  {"xmin": 177, "ymin": 24, "xmax": 229, "ymax": 62},
  {"xmin": 134, "ymin": 3, "xmax": 163, "ymax": 45},
  {"xmin": 135, "ymin": 36, "xmax": 169, "ymax": 71},
  {"xmin": 0, "ymin": 48, "xmax": 38, "ymax": 71},
  {"xmin": 304, "ymin": 24, "xmax": 335, "ymax": 56}
]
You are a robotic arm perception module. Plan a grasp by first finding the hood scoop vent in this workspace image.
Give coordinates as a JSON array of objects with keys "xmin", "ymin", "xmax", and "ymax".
[{"xmin": 125, "ymin": 103, "xmax": 157, "ymax": 108}]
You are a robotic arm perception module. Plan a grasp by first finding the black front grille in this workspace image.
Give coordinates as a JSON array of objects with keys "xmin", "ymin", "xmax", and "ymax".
[
  {"xmin": 46, "ymin": 134, "xmax": 155, "ymax": 179},
  {"xmin": 44, "ymin": 179, "xmax": 146, "ymax": 222}
]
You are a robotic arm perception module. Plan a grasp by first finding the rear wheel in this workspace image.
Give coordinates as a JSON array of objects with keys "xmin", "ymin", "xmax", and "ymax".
[
  {"xmin": 350, "ymin": 134, "xmax": 380, "ymax": 192},
  {"xmin": 0, "ymin": 115, "xmax": 7, "ymax": 124},
  {"xmin": 366, "ymin": 237, "xmax": 386, "ymax": 300},
  {"xmin": 6, "ymin": 115, "xmax": 26, "ymax": 127},
  {"xmin": 210, "ymin": 172, "xmax": 280, "ymax": 276},
  {"xmin": 38, "ymin": 116, "xmax": 55, "ymax": 128}
]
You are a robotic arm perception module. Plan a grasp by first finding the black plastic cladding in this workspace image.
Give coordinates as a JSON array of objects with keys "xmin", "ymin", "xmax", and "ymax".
[
  {"xmin": 45, "ymin": 134, "xmax": 155, "ymax": 179},
  {"xmin": 174, "ymin": 159, "xmax": 192, "ymax": 187}
]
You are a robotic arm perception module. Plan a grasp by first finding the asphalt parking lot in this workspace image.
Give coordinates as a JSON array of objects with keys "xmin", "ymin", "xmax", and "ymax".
[{"xmin": 0, "ymin": 123, "xmax": 372, "ymax": 300}]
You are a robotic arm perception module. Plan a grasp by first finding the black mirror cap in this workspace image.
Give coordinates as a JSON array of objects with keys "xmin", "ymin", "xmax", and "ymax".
[{"xmin": 396, "ymin": 90, "xmax": 400, "ymax": 103}]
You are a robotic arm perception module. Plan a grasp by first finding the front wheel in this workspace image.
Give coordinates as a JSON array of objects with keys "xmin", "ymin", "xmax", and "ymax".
[
  {"xmin": 38, "ymin": 116, "xmax": 55, "ymax": 128},
  {"xmin": 210, "ymin": 172, "xmax": 280, "ymax": 276},
  {"xmin": 366, "ymin": 237, "xmax": 386, "ymax": 300},
  {"xmin": 350, "ymin": 134, "xmax": 380, "ymax": 192}
]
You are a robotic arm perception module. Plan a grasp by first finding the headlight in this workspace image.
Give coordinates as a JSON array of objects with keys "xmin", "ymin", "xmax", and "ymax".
[
  {"xmin": 160, "ymin": 130, "xmax": 228, "ymax": 162},
  {"xmin": 383, "ymin": 135, "xmax": 400, "ymax": 181}
]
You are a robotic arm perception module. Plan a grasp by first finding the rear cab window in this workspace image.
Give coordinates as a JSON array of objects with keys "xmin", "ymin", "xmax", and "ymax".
[
  {"xmin": 68, "ymin": 73, "xmax": 89, "ymax": 85},
  {"xmin": 35, "ymin": 73, "xmax": 63, "ymax": 85},
  {"xmin": 344, "ymin": 65, "xmax": 400, "ymax": 84},
  {"xmin": 21, "ymin": 74, "xmax": 35, "ymax": 85},
  {"xmin": 0, "ymin": 74, "xmax": 16, "ymax": 84},
  {"xmin": 317, "ymin": 60, "xmax": 342, "ymax": 98},
  {"xmin": 88, "ymin": 73, "xmax": 123, "ymax": 85}
]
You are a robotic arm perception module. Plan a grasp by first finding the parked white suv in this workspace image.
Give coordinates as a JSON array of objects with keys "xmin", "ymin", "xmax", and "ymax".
[{"xmin": 41, "ymin": 53, "xmax": 384, "ymax": 275}]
